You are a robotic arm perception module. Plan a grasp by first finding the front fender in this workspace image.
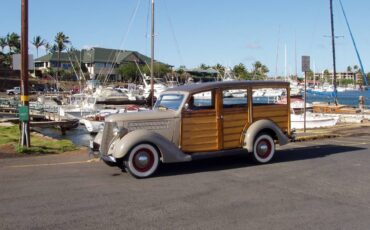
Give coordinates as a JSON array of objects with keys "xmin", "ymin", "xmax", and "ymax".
[
  {"xmin": 108, "ymin": 129, "xmax": 191, "ymax": 163},
  {"xmin": 243, "ymin": 119, "xmax": 289, "ymax": 152}
]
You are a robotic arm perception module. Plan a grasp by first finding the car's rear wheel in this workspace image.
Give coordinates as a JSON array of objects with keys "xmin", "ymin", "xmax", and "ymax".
[
  {"xmin": 252, "ymin": 133, "xmax": 275, "ymax": 163},
  {"xmin": 124, "ymin": 143, "xmax": 160, "ymax": 178},
  {"xmin": 8, "ymin": 92, "xmax": 14, "ymax": 95}
]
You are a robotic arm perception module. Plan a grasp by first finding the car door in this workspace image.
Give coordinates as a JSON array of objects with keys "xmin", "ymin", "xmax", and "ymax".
[
  {"xmin": 221, "ymin": 88, "xmax": 250, "ymax": 149},
  {"xmin": 180, "ymin": 90, "xmax": 221, "ymax": 153}
]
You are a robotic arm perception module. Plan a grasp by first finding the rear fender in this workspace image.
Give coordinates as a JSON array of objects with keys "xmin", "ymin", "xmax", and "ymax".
[{"xmin": 243, "ymin": 119, "xmax": 289, "ymax": 152}]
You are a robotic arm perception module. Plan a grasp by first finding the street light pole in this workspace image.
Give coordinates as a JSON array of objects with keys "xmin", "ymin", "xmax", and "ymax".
[{"xmin": 20, "ymin": 0, "xmax": 30, "ymax": 147}]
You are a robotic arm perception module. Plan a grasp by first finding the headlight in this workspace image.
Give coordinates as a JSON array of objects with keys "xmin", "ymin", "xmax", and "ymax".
[{"xmin": 112, "ymin": 126, "xmax": 127, "ymax": 138}]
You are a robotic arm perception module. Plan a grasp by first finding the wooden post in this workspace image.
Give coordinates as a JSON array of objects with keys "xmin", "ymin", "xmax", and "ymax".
[{"xmin": 20, "ymin": 0, "xmax": 30, "ymax": 147}]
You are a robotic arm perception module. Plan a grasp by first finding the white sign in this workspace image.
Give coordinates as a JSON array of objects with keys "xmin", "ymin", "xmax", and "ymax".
[
  {"xmin": 12, "ymin": 54, "xmax": 34, "ymax": 70},
  {"xmin": 301, "ymin": 56, "xmax": 310, "ymax": 72}
]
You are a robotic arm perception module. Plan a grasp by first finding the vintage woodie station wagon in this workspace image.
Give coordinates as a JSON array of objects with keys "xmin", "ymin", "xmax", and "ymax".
[{"xmin": 92, "ymin": 81, "xmax": 292, "ymax": 178}]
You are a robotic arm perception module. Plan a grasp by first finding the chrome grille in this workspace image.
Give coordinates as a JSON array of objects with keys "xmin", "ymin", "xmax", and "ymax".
[
  {"xmin": 128, "ymin": 120, "xmax": 169, "ymax": 131},
  {"xmin": 99, "ymin": 122, "xmax": 114, "ymax": 155}
]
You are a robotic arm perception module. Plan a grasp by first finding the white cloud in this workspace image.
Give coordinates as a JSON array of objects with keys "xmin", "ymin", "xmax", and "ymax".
[{"xmin": 246, "ymin": 41, "xmax": 262, "ymax": 50}]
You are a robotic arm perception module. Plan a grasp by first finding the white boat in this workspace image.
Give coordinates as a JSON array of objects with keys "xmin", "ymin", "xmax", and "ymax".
[
  {"xmin": 142, "ymin": 74, "xmax": 167, "ymax": 98},
  {"xmin": 81, "ymin": 105, "xmax": 149, "ymax": 133},
  {"xmin": 291, "ymin": 112, "xmax": 339, "ymax": 129}
]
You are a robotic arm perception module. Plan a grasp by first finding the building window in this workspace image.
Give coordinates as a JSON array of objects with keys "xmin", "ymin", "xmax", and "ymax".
[{"xmin": 95, "ymin": 62, "xmax": 106, "ymax": 68}]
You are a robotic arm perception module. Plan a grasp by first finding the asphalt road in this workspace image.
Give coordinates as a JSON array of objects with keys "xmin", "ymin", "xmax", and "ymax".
[{"xmin": 1, "ymin": 134, "xmax": 370, "ymax": 230}]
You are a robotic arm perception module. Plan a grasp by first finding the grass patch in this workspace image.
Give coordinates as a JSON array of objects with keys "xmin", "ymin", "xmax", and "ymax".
[{"xmin": 0, "ymin": 125, "xmax": 78, "ymax": 155}]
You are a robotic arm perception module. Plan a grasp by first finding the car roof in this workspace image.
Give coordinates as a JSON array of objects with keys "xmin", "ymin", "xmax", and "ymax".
[{"xmin": 165, "ymin": 80, "xmax": 290, "ymax": 94}]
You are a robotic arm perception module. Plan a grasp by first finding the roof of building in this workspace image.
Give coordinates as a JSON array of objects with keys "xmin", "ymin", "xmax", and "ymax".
[
  {"xmin": 35, "ymin": 47, "xmax": 170, "ymax": 66},
  {"xmin": 166, "ymin": 80, "xmax": 290, "ymax": 94},
  {"xmin": 179, "ymin": 67, "xmax": 219, "ymax": 75},
  {"xmin": 35, "ymin": 51, "xmax": 82, "ymax": 62}
]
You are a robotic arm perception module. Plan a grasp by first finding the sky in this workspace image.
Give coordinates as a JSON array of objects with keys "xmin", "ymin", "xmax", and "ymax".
[{"xmin": 1, "ymin": 0, "xmax": 370, "ymax": 77}]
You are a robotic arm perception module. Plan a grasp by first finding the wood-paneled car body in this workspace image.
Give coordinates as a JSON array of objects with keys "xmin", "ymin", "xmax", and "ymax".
[{"xmin": 92, "ymin": 81, "xmax": 292, "ymax": 178}]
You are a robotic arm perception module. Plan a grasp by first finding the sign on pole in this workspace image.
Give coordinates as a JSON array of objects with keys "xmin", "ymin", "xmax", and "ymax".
[
  {"xmin": 301, "ymin": 56, "xmax": 310, "ymax": 72},
  {"xmin": 19, "ymin": 106, "xmax": 29, "ymax": 122}
]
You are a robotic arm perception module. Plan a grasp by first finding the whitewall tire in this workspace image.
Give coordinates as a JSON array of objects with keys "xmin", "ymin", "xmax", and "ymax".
[
  {"xmin": 124, "ymin": 144, "xmax": 160, "ymax": 178},
  {"xmin": 252, "ymin": 134, "xmax": 275, "ymax": 163}
]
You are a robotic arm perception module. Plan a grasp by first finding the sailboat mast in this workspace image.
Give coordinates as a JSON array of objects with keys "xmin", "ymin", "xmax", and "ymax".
[
  {"xmin": 150, "ymin": 0, "xmax": 155, "ymax": 107},
  {"xmin": 330, "ymin": 0, "xmax": 338, "ymax": 104}
]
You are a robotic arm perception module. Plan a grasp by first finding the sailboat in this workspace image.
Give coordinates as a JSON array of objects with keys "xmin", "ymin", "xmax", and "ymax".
[{"xmin": 309, "ymin": 0, "xmax": 367, "ymax": 115}]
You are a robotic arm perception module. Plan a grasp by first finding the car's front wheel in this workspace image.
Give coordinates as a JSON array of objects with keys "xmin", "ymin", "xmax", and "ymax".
[
  {"xmin": 124, "ymin": 143, "xmax": 160, "ymax": 178},
  {"xmin": 252, "ymin": 133, "xmax": 275, "ymax": 163}
]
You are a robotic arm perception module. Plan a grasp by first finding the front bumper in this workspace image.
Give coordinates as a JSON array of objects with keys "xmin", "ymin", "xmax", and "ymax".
[
  {"xmin": 89, "ymin": 139, "xmax": 118, "ymax": 167},
  {"xmin": 101, "ymin": 154, "xmax": 118, "ymax": 167}
]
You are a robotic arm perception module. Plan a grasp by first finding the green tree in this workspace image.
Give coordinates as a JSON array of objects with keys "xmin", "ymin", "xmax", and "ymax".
[
  {"xmin": 54, "ymin": 32, "xmax": 70, "ymax": 79},
  {"xmin": 143, "ymin": 63, "xmax": 171, "ymax": 78},
  {"xmin": 251, "ymin": 61, "xmax": 269, "ymax": 80},
  {"xmin": 347, "ymin": 66, "xmax": 352, "ymax": 72},
  {"xmin": 233, "ymin": 63, "xmax": 249, "ymax": 79},
  {"xmin": 199, "ymin": 63, "xmax": 210, "ymax": 70},
  {"xmin": 32, "ymin": 36, "xmax": 46, "ymax": 59},
  {"xmin": 118, "ymin": 63, "xmax": 139, "ymax": 82},
  {"xmin": 0, "ymin": 37, "xmax": 7, "ymax": 52},
  {"xmin": 213, "ymin": 63, "xmax": 225, "ymax": 78},
  {"xmin": 323, "ymin": 69, "xmax": 330, "ymax": 83},
  {"xmin": 6, "ymin": 32, "xmax": 20, "ymax": 54}
]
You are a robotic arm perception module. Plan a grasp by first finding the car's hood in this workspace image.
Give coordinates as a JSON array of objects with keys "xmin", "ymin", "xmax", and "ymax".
[{"xmin": 105, "ymin": 109, "xmax": 178, "ymax": 123}]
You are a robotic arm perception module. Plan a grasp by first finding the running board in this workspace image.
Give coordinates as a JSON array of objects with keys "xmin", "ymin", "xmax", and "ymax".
[{"xmin": 190, "ymin": 149, "xmax": 248, "ymax": 161}]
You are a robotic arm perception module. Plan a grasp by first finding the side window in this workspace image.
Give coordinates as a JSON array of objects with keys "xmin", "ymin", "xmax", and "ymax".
[
  {"xmin": 252, "ymin": 88, "xmax": 287, "ymax": 105},
  {"xmin": 223, "ymin": 89, "xmax": 248, "ymax": 108},
  {"xmin": 188, "ymin": 90, "xmax": 215, "ymax": 110}
]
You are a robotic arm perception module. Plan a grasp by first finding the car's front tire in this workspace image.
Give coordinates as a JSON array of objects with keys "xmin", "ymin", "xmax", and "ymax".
[
  {"xmin": 124, "ymin": 143, "xmax": 160, "ymax": 178},
  {"xmin": 252, "ymin": 133, "xmax": 275, "ymax": 163}
]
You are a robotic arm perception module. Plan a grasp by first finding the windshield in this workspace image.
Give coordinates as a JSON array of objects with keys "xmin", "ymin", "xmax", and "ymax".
[{"xmin": 154, "ymin": 94, "xmax": 184, "ymax": 111}]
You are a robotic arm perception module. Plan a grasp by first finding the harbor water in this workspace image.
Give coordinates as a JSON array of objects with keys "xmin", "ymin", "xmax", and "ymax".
[{"xmin": 306, "ymin": 89, "xmax": 370, "ymax": 107}]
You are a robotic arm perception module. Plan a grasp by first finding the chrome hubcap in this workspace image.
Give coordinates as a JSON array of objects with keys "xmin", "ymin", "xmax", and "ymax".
[
  {"xmin": 258, "ymin": 143, "xmax": 268, "ymax": 154},
  {"xmin": 135, "ymin": 152, "xmax": 150, "ymax": 168}
]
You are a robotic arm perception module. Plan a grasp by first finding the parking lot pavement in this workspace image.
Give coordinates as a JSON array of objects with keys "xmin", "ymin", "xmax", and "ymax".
[{"xmin": 1, "ymin": 136, "xmax": 370, "ymax": 230}]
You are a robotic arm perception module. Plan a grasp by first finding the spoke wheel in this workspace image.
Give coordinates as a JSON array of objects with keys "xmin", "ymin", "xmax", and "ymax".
[{"xmin": 124, "ymin": 144, "xmax": 159, "ymax": 178}]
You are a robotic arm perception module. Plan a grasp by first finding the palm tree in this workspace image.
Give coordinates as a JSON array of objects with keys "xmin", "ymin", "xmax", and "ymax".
[
  {"xmin": 32, "ymin": 36, "xmax": 46, "ymax": 59},
  {"xmin": 32, "ymin": 36, "xmax": 46, "ymax": 77},
  {"xmin": 233, "ymin": 63, "xmax": 248, "ymax": 79},
  {"xmin": 353, "ymin": 65, "xmax": 359, "ymax": 72},
  {"xmin": 0, "ymin": 37, "xmax": 7, "ymax": 52},
  {"xmin": 6, "ymin": 32, "xmax": 20, "ymax": 54},
  {"xmin": 54, "ymin": 32, "xmax": 70, "ymax": 79},
  {"xmin": 252, "ymin": 61, "xmax": 269, "ymax": 80},
  {"xmin": 213, "ymin": 63, "xmax": 225, "ymax": 79}
]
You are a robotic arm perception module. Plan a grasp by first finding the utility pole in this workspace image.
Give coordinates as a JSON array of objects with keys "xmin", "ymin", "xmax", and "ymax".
[
  {"xmin": 20, "ymin": 0, "xmax": 30, "ymax": 147},
  {"xmin": 330, "ymin": 0, "xmax": 338, "ymax": 105},
  {"xmin": 150, "ymin": 0, "xmax": 155, "ymax": 108}
]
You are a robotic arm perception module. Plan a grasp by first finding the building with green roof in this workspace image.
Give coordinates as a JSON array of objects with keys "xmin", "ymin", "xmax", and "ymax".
[{"xmin": 35, "ymin": 47, "xmax": 170, "ymax": 81}]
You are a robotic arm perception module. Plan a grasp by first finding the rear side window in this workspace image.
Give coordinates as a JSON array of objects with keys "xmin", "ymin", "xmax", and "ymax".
[
  {"xmin": 222, "ymin": 89, "xmax": 248, "ymax": 108},
  {"xmin": 252, "ymin": 88, "xmax": 287, "ymax": 105}
]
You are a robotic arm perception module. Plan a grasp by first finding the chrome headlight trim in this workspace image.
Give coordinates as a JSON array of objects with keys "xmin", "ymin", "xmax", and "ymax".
[{"xmin": 113, "ymin": 126, "xmax": 128, "ymax": 138}]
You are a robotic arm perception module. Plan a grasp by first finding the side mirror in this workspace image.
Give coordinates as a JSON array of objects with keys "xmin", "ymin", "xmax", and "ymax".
[{"xmin": 184, "ymin": 103, "xmax": 189, "ymax": 110}]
